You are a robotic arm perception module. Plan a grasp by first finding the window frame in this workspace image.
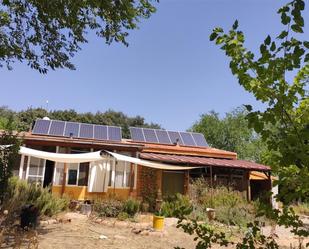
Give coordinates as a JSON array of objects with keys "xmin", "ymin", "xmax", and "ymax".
[{"xmin": 108, "ymin": 152, "xmax": 137, "ymax": 189}]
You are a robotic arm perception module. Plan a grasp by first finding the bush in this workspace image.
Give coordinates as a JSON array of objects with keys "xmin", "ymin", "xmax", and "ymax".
[
  {"xmin": 189, "ymin": 178, "xmax": 256, "ymax": 227},
  {"xmin": 93, "ymin": 198, "xmax": 124, "ymax": 218},
  {"xmin": 117, "ymin": 212, "xmax": 129, "ymax": 221},
  {"xmin": 292, "ymin": 202, "xmax": 309, "ymax": 216},
  {"xmin": 161, "ymin": 193, "xmax": 192, "ymax": 218},
  {"xmin": 4, "ymin": 177, "xmax": 69, "ymax": 217},
  {"xmin": 123, "ymin": 198, "xmax": 140, "ymax": 217},
  {"xmin": 94, "ymin": 197, "xmax": 141, "ymax": 218}
]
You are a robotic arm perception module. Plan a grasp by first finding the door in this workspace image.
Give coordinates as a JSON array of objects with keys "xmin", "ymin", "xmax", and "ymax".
[
  {"xmin": 43, "ymin": 160, "xmax": 55, "ymax": 188},
  {"xmin": 162, "ymin": 171, "xmax": 185, "ymax": 197}
]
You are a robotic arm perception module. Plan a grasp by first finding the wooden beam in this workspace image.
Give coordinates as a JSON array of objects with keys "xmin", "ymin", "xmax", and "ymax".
[{"xmin": 61, "ymin": 147, "xmax": 69, "ymax": 197}]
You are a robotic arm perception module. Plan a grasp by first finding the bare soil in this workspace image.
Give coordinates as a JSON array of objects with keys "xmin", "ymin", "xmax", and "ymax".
[{"xmin": 2, "ymin": 212, "xmax": 309, "ymax": 249}]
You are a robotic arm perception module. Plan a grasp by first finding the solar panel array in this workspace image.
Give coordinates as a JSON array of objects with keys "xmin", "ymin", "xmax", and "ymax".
[
  {"xmin": 129, "ymin": 127, "xmax": 208, "ymax": 147},
  {"xmin": 32, "ymin": 119, "xmax": 122, "ymax": 141}
]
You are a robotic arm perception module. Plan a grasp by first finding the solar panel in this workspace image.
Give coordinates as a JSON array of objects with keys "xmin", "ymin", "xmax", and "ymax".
[
  {"xmin": 129, "ymin": 126, "xmax": 208, "ymax": 147},
  {"xmin": 129, "ymin": 127, "xmax": 145, "ymax": 142},
  {"xmin": 143, "ymin": 128, "xmax": 158, "ymax": 143},
  {"xmin": 64, "ymin": 122, "xmax": 80, "ymax": 138},
  {"xmin": 79, "ymin": 124, "xmax": 94, "ymax": 139},
  {"xmin": 48, "ymin": 120, "xmax": 65, "ymax": 136},
  {"xmin": 168, "ymin": 131, "xmax": 184, "ymax": 145},
  {"xmin": 32, "ymin": 119, "xmax": 123, "ymax": 142},
  {"xmin": 155, "ymin": 129, "xmax": 172, "ymax": 144},
  {"xmin": 94, "ymin": 125, "xmax": 108, "ymax": 140},
  {"xmin": 180, "ymin": 132, "xmax": 196, "ymax": 146},
  {"xmin": 192, "ymin": 133, "xmax": 208, "ymax": 147},
  {"xmin": 32, "ymin": 119, "xmax": 51, "ymax": 135},
  {"xmin": 108, "ymin": 126, "xmax": 122, "ymax": 141}
]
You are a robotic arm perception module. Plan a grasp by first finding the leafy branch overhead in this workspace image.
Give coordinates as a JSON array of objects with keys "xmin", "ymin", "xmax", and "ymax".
[
  {"xmin": 0, "ymin": 0, "xmax": 157, "ymax": 73},
  {"xmin": 210, "ymin": 0, "xmax": 308, "ymax": 201}
]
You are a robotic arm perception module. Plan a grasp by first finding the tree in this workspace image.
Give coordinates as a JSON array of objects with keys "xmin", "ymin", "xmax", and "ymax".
[
  {"xmin": 177, "ymin": 1, "xmax": 308, "ymax": 248},
  {"xmin": 0, "ymin": 0, "xmax": 157, "ymax": 73},
  {"xmin": 210, "ymin": 0, "xmax": 308, "ymax": 202},
  {"xmin": 191, "ymin": 107, "xmax": 267, "ymax": 162},
  {"xmin": 0, "ymin": 106, "xmax": 162, "ymax": 138},
  {"xmin": 0, "ymin": 119, "xmax": 20, "ymax": 203}
]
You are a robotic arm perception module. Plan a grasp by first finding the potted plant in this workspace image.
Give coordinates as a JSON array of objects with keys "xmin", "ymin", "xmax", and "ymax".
[{"xmin": 153, "ymin": 209, "xmax": 165, "ymax": 231}]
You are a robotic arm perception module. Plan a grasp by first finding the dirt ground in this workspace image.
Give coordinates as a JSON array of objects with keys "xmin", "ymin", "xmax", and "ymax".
[{"xmin": 2, "ymin": 212, "xmax": 309, "ymax": 249}]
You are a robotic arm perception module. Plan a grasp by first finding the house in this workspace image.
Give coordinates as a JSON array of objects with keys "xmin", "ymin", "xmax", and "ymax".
[{"xmin": 12, "ymin": 118, "xmax": 271, "ymax": 202}]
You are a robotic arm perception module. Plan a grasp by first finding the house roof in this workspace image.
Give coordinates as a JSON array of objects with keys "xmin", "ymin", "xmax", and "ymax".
[
  {"xmin": 127, "ymin": 141, "xmax": 237, "ymax": 159},
  {"xmin": 10, "ymin": 131, "xmax": 144, "ymax": 151},
  {"xmin": 139, "ymin": 152, "xmax": 270, "ymax": 171}
]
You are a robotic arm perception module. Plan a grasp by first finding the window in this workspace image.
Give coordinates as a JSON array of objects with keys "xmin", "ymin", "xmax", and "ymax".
[
  {"xmin": 67, "ymin": 163, "xmax": 78, "ymax": 185},
  {"xmin": 78, "ymin": 163, "xmax": 89, "ymax": 186},
  {"xmin": 27, "ymin": 157, "xmax": 45, "ymax": 185},
  {"xmin": 54, "ymin": 147, "xmax": 90, "ymax": 187},
  {"xmin": 54, "ymin": 163, "xmax": 64, "ymax": 185},
  {"xmin": 109, "ymin": 159, "xmax": 134, "ymax": 188}
]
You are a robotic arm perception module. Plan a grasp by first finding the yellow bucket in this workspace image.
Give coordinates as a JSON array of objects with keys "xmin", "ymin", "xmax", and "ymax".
[{"xmin": 153, "ymin": 215, "xmax": 164, "ymax": 231}]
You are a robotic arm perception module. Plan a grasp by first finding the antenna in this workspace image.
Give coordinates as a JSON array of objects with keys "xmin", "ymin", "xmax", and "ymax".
[{"xmin": 46, "ymin": 100, "xmax": 49, "ymax": 112}]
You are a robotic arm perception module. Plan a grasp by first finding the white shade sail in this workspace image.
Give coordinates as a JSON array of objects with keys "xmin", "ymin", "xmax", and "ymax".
[
  {"xmin": 104, "ymin": 151, "xmax": 199, "ymax": 170},
  {"xmin": 19, "ymin": 146, "xmax": 103, "ymax": 163},
  {"xmin": 19, "ymin": 146, "xmax": 199, "ymax": 170}
]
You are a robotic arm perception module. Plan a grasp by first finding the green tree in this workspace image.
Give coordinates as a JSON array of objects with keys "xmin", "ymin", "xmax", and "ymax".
[
  {"xmin": 191, "ymin": 107, "xmax": 267, "ymax": 162},
  {"xmin": 210, "ymin": 0, "xmax": 308, "ymax": 202},
  {"xmin": 0, "ymin": 106, "xmax": 162, "ymax": 138},
  {"xmin": 177, "ymin": 1, "xmax": 309, "ymax": 248},
  {"xmin": 0, "ymin": 0, "xmax": 157, "ymax": 73},
  {"xmin": 0, "ymin": 119, "xmax": 20, "ymax": 203}
]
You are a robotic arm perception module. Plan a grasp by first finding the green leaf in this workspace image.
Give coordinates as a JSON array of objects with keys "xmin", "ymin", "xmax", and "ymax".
[
  {"xmin": 244, "ymin": 105, "xmax": 253, "ymax": 112},
  {"xmin": 210, "ymin": 32, "xmax": 218, "ymax": 41},
  {"xmin": 277, "ymin": 31, "xmax": 288, "ymax": 39},
  {"xmin": 264, "ymin": 35, "xmax": 271, "ymax": 45},
  {"xmin": 291, "ymin": 24, "xmax": 303, "ymax": 33},
  {"xmin": 303, "ymin": 41, "xmax": 309, "ymax": 49},
  {"xmin": 270, "ymin": 42, "xmax": 276, "ymax": 51},
  {"xmin": 232, "ymin": 20, "xmax": 238, "ymax": 30},
  {"xmin": 281, "ymin": 12, "xmax": 291, "ymax": 25}
]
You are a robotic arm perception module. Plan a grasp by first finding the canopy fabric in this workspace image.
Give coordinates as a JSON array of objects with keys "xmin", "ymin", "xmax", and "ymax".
[
  {"xmin": 104, "ymin": 151, "xmax": 199, "ymax": 170},
  {"xmin": 18, "ymin": 146, "xmax": 198, "ymax": 170},
  {"xmin": 0, "ymin": 145, "xmax": 12, "ymax": 150},
  {"xmin": 19, "ymin": 146, "xmax": 103, "ymax": 163}
]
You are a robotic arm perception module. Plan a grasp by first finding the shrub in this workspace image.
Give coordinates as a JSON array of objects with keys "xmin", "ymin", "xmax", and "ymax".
[
  {"xmin": 123, "ymin": 198, "xmax": 140, "ymax": 217},
  {"xmin": 4, "ymin": 177, "xmax": 69, "ymax": 217},
  {"xmin": 161, "ymin": 193, "xmax": 192, "ymax": 218},
  {"xmin": 189, "ymin": 178, "xmax": 256, "ymax": 227},
  {"xmin": 292, "ymin": 202, "xmax": 309, "ymax": 216},
  {"xmin": 93, "ymin": 198, "xmax": 124, "ymax": 218},
  {"xmin": 117, "ymin": 212, "xmax": 129, "ymax": 221}
]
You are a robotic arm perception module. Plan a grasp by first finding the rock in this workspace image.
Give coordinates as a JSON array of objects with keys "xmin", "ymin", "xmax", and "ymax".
[
  {"xmin": 95, "ymin": 218, "xmax": 102, "ymax": 223},
  {"xmin": 140, "ymin": 230, "xmax": 150, "ymax": 236},
  {"xmin": 164, "ymin": 218, "xmax": 178, "ymax": 227},
  {"xmin": 99, "ymin": 235, "xmax": 108, "ymax": 240},
  {"xmin": 131, "ymin": 228, "xmax": 142, "ymax": 234}
]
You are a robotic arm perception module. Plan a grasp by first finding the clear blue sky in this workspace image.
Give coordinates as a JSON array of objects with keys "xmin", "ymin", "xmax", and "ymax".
[{"xmin": 1, "ymin": 0, "xmax": 308, "ymax": 131}]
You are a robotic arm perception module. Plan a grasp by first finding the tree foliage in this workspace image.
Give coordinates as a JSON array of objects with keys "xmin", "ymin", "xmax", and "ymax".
[
  {"xmin": 0, "ymin": 118, "xmax": 20, "ymax": 203},
  {"xmin": 191, "ymin": 107, "xmax": 267, "ymax": 162},
  {"xmin": 0, "ymin": 106, "xmax": 161, "ymax": 138},
  {"xmin": 0, "ymin": 0, "xmax": 157, "ymax": 73},
  {"xmin": 210, "ymin": 0, "xmax": 308, "ymax": 202}
]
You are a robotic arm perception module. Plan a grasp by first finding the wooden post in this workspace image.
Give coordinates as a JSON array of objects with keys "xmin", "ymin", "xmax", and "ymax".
[
  {"xmin": 210, "ymin": 166, "xmax": 213, "ymax": 205},
  {"xmin": 61, "ymin": 147, "xmax": 69, "ymax": 197},
  {"xmin": 246, "ymin": 170, "xmax": 251, "ymax": 202},
  {"xmin": 184, "ymin": 170, "xmax": 190, "ymax": 195}
]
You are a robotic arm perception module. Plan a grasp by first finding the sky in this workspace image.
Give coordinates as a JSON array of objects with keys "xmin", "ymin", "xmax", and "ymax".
[{"xmin": 1, "ymin": 0, "xmax": 308, "ymax": 131}]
